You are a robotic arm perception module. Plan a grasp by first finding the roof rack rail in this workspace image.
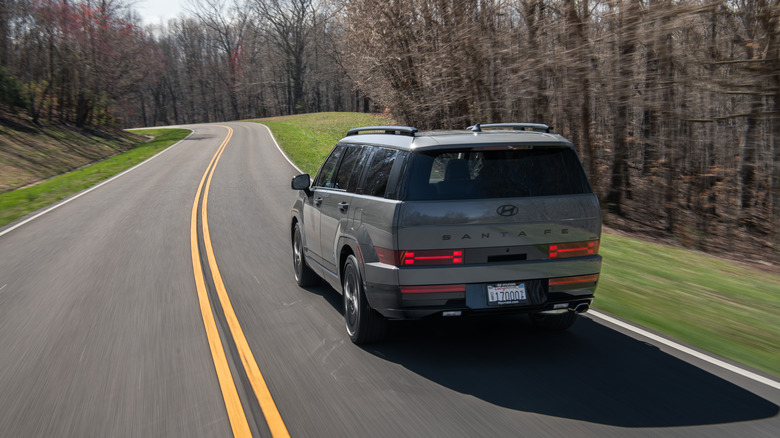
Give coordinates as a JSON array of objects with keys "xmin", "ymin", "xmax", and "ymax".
[
  {"xmin": 346, "ymin": 126, "xmax": 418, "ymax": 137},
  {"xmin": 467, "ymin": 123, "xmax": 552, "ymax": 133}
]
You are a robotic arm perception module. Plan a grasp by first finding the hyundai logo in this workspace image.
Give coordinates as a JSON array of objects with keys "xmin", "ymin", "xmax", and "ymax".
[{"xmin": 496, "ymin": 205, "xmax": 519, "ymax": 217}]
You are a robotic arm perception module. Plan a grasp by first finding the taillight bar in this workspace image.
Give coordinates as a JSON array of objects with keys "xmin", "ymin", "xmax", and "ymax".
[
  {"xmin": 402, "ymin": 249, "xmax": 464, "ymax": 266},
  {"xmin": 401, "ymin": 284, "xmax": 466, "ymax": 294},
  {"xmin": 549, "ymin": 240, "xmax": 599, "ymax": 259},
  {"xmin": 375, "ymin": 247, "xmax": 464, "ymax": 267},
  {"xmin": 549, "ymin": 274, "xmax": 599, "ymax": 286}
]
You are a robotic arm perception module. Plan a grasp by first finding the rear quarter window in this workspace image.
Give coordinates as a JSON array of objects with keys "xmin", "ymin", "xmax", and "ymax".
[{"xmin": 363, "ymin": 147, "xmax": 399, "ymax": 198}]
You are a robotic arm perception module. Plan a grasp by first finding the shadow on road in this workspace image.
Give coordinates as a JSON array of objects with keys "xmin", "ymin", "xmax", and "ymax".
[
  {"xmin": 301, "ymin": 282, "xmax": 778, "ymax": 427},
  {"xmin": 360, "ymin": 314, "xmax": 779, "ymax": 428}
]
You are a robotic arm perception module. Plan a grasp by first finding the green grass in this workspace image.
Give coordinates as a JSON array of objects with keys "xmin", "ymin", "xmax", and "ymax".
[
  {"xmin": 257, "ymin": 112, "xmax": 780, "ymax": 378},
  {"xmin": 251, "ymin": 112, "xmax": 393, "ymax": 175},
  {"xmin": 0, "ymin": 128, "xmax": 190, "ymax": 228},
  {"xmin": 597, "ymin": 233, "xmax": 780, "ymax": 377}
]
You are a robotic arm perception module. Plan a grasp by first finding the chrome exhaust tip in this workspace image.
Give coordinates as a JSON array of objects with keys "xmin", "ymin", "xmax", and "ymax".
[{"xmin": 574, "ymin": 303, "xmax": 590, "ymax": 313}]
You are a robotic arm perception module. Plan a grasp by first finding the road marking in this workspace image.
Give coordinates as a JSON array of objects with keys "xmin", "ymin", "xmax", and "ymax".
[
  {"xmin": 202, "ymin": 126, "xmax": 290, "ymax": 438},
  {"xmin": 258, "ymin": 124, "xmax": 302, "ymax": 173},
  {"xmin": 588, "ymin": 310, "xmax": 780, "ymax": 391},
  {"xmin": 190, "ymin": 127, "xmax": 252, "ymax": 437},
  {"xmin": 0, "ymin": 130, "xmax": 193, "ymax": 238}
]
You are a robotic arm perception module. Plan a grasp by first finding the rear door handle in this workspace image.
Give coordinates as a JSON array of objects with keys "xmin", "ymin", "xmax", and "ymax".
[
  {"xmin": 338, "ymin": 201, "xmax": 349, "ymax": 212},
  {"xmin": 314, "ymin": 197, "xmax": 323, "ymax": 207}
]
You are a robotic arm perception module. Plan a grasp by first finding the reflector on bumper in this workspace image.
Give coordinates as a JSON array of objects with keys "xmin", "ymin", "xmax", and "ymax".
[{"xmin": 400, "ymin": 284, "xmax": 467, "ymax": 294}]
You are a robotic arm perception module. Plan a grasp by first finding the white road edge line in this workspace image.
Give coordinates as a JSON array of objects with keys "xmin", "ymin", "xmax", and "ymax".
[
  {"xmin": 0, "ymin": 129, "xmax": 194, "ymax": 239},
  {"xmin": 258, "ymin": 124, "xmax": 303, "ymax": 174},
  {"xmin": 588, "ymin": 309, "xmax": 780, "ymax": 391},
  {"xmin": 263, "ymin": 121, "xmax": 780, "ymax": 393}
]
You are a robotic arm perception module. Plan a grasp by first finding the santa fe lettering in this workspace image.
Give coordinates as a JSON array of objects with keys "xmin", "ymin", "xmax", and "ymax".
[{"xmin": 442, "ymin": 229, "xmax": 570, "ymax": 240}]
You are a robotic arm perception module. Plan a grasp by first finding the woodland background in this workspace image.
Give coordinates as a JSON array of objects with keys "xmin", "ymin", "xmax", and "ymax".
[{"xmin": 1, "ymin": 0, "xmax": 778, "ymax": 261}]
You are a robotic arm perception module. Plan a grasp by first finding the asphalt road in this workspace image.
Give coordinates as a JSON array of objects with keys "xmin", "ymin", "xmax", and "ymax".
[{"xmin": 0, "ymin": 122, "xmax": 778, "ymax": 437}]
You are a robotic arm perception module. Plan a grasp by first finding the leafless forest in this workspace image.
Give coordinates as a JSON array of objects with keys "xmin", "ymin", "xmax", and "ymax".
[{"xmin": 1, "ymin": 0, "xmax": 778, "ymax": 258}]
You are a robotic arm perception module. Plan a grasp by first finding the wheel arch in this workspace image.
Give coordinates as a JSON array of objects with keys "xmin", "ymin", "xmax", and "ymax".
[
  {"xmin": 338, "ymin": 238, "xmax": 362, "ymax": 283},
  {"xmin": 290, "ymin": 215, "xmax": 300, "ymax": 243}
]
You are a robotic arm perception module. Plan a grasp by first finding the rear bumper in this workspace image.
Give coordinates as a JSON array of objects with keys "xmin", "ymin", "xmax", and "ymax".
[
  {"xmin": 363, "ymin": 256, "xmax": 600, "ymax": 319},
  {"xmin": 365, "ymin": 281, "xmax": 596, "ymax": 320}
]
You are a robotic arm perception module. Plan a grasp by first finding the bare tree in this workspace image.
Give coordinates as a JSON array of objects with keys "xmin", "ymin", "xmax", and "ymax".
[
  {"xmin": 188, "ymin": 0, "xmax": 250, "ymax": 121},
  {"xmin": 251, "ymin": 0, "xmax": 314, "ymax": 114}
]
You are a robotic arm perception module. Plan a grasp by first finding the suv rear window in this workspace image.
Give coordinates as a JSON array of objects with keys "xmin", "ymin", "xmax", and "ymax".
[{"xmin": 405, "ymin": 147, "xmax": 591, "ymax": 200}]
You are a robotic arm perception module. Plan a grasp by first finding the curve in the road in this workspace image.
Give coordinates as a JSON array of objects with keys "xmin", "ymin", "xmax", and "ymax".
[
  {"xmin": 197, "ymin": 126, "xmax": 290, "ymax": 438},
  {"xmin": 189, "ymin": 126, "xmax": 252, "ymax": 436}
]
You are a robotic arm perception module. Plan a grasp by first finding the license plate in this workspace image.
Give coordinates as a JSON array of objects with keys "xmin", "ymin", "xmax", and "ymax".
[{"xmin": 487, "ymin": 283, "xmax": 526, "ymax": 306}]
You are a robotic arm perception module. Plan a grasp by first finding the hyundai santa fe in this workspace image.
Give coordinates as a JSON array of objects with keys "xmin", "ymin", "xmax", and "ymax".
[{"xmin": 290, "ymin": 123, "xmax": 602, "ymax": 343}]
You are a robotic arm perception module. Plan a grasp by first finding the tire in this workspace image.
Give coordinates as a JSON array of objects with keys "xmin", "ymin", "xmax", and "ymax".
[
  {"xmin": 342, "ymin": 254, "xmax": 386, "ymax": 344},
  {"xmin": 292, "ymin": 223, "xmax": 317, "ymax": 287},
  {"xmin": 529, "ymin": 310, "xmax": 578, "ymax": 331}
]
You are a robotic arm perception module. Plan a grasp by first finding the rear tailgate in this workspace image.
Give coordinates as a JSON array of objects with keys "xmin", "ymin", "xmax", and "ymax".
[{"xmin": 395, "ymin": 194, "xmax": 602, "ymax": 285}]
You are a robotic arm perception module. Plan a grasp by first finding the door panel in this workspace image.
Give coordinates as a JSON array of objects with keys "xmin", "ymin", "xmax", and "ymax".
[
  {"xmin": 318, "ymin": 190, "xmax": 353, "ymax": 273},
  {"xmin": 303, "ymin": 145, "xmax": 346, "ymax": 264},
  {"xmin": 302, "ymin": 191, "xmax": 323, "ymax": 266}
]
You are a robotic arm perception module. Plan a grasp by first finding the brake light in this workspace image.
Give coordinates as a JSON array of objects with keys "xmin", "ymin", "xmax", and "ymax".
[
  {"xmin": 401, "ymin": 249, "xmax": 464, "ymax": 266},
  {"xmin": 549, "ymin": 240, "xmax": 599, "ymax": 259},
  {"xmin": 375, "ymin": 247, "xmax": 464, "ymax": 266},
  {"xmin": 401, "ymin": 284, "xmax": 466, "ymax": 294},
  {"xmin": 549, "ymin": 274, "xmax": 599, "ymax": 286},
  {"xmin": 481, "ymin": 145, "xmax": 533, "ymax": 150}
]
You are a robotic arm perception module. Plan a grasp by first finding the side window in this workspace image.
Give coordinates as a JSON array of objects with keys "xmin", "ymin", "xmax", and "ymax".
[
  {"xmin": 363, "ymin": 147, "xmax": 399, "ymax": 198},
  {"xmin": 333, "ymin": 146, "xmax": 363, "ymax": 191},
  {"xmin": 345, "ymin": 146, "xmax": 372, "ymax": 193},
  {"xmin": 313, "ymin": 145, "xmax": 345, "ymax": 188}
]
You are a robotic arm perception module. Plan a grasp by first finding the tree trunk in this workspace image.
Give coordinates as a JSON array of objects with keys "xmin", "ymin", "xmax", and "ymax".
[
  {"xmin": 605, "ymin": 0, "xmax": 639, "ymax": 215},
  {"xmin": 739, "ymin": 90, "xmax": 762, "ymax": 228},
  {"xmin": 770, "ymin": 4, "xmax": 780, "ymax": 240}
]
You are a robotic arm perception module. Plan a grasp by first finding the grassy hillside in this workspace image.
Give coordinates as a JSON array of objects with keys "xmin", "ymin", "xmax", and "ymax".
[
  {"xmin": 0, "ymin": 126, "xmax": 189, "ymax": 227},
  {"xmin": 0, "ymin": 115, "xmax": 144, "ymax": 193},
  {"xmin": 255, "ymin": 112, "xmax": 394, "ymax": 175},
  {"xmin": 253, "ymin": 112, "xmax": 780, "ymax": 378}
]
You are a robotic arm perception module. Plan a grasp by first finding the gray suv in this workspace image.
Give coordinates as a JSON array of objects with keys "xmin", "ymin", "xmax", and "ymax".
[{"xmin": 290, "ymin": 123, "xmax": 602, "ymax": 343}]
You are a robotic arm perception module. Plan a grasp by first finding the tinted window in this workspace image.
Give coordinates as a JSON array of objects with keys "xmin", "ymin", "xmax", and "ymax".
[
  {"xmin": 363, "ymin": 147, "xmax": 399, "ymax": 198},
  {"xmin": 346, "ymin": 146, "xmax": 372, "ymax": 192},
  {"xmin": 313, "ymin": 145, "xmax": 345, "ymax": 188},
  {"xmin": 333, "ymin": 146, "xmax": 365, "ymax": 192},
  {"xmin": 406, "ymin": 147, "xmax": 590, "ymax": 200}
]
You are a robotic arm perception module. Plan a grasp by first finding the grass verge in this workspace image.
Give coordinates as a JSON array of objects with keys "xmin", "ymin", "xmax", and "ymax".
[
  {"xmin": 252, "ymin": 112, "xmax": 393, "ymax": 175},
  {"xmin": 597, "ymin": 233, "xmax": 780, "ymax": 377},
  {"xmin": 256, "ymin": 112, "xmax": 780, "ymax": 378},
  {"xmin": 0, "ymin": 128, "xmax": 190, "ymax": 229}
]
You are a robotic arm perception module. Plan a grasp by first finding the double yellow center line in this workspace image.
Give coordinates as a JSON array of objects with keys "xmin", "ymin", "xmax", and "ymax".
[{"xmin": 190, "ymin": 126, "xmax": 290, "ymax": 437}]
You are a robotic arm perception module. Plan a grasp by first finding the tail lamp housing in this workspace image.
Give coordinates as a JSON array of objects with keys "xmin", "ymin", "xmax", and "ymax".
[
  {"xmin": 375, "ymin": 248, "xmax": 464, "ymax": 267},
  {"xmin": 548, "ymin": 240, "xmax": 599, "ymax": 259}
]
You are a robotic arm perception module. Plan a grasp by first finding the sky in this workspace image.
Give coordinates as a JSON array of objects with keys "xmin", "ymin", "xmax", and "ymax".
[{"xmin": 134, "ymin": 0, "xmax": 187, "ymax": 25}]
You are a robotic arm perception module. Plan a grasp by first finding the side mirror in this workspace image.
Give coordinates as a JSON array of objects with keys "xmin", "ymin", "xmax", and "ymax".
[{"xmin": 291, "ymin": 174, "xmax": 311, "ymax": 194}]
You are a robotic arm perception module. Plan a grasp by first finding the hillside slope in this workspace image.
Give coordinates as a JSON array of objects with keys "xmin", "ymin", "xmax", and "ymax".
[{"xmin": 0, "ymin": 112, "xmax": 144, "ymax": 193}]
